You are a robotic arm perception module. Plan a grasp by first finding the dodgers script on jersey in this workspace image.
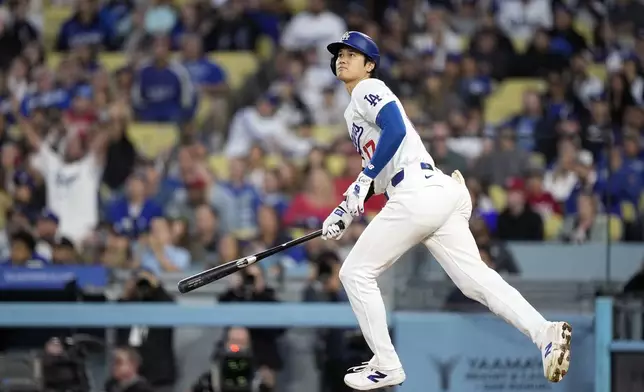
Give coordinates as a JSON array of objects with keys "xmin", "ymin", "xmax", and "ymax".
[{"xmin": 344, "ymin": 78, "xmax": 435, "ymax": 194}]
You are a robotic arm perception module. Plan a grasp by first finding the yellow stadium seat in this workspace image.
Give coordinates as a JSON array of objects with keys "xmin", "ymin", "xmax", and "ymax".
[
  {"xmin": 256, "ymin": 35, "xmax": 275, "ymax": 61},
  {"xmin": 313, "ymin": 125, "xmax": 343, "ymax": 145},
  {"xmin": 639, "ymin": 191, "xmax": 644, "ymax": 214},
  {"xmin": 620, "ymin": 201, "xmax": 637, "ymax": 223},
  {"xmin": 264, "ymin": 154, "xmax": 283, "ymax": 169},
  {"xmin": 530, "ymin": 152, "xmax": 546, "ymax": 169},
  {"xmin": 588, "ymin": 64, "xmax": 607, "ymax": 82},
  {"xmin": 99, "ymin": 53, "xmax": 129, "ymax": 71},
  {"xmin": 512, "ymin": 38, "xmax": 529, "ymax": 54},
  {"xmin": 484, "ymin": 79, "xmax": 546, "ymax": 125},
  {"xmin": 573, "ymin": 19, "xmax": 594, "ymax": 46},
  {"xmin": 208, "ymin": 154, "xmax": 229, "ymax": 180},
  {"xmin": 608, "ymin": 215, "xmax": 623, "ymax": 241},
  {"xmin": 208, "ymin": 52, "xmax": 258, "ymax": 90},
  {"xmin": 325, "ymin": 154, "xmax": 346, "ymax": 177},
  {"xmin": 44, "ymin": 6, "xmax": 73, "ymax": 50},
  {"xmin": 127, "ymin": 122, "xmax": 178, "ymax": 159},
  {"xmin": 544, "ymin": 214, "xmax": 564, "ymax": 240},
  {"xmin": 488, "ymin": 184, "xmax": 507, "ymax": 211},
  {"xmin": 285, "ymin": 0, "xmax": 308, "ymax": 13},
  {"xmin": 195, "ymin": 94, "xmax": 212, "ymax": 126}
]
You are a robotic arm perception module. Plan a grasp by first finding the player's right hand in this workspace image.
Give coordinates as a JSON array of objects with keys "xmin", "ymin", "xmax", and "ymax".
[{"xmin": 322, "ymin": 201, "xmax": 353, "ymax": 240}]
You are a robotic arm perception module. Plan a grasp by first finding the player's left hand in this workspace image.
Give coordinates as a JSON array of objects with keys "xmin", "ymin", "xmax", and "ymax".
[{"xmin": 344, "ymin": 172, "xmax": 372, "ymax": 217}]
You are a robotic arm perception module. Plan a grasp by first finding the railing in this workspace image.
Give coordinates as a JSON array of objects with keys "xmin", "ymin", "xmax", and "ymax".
[{"xmin": 0, "ymin": 302, "xmax": 595, "ymax": 392}]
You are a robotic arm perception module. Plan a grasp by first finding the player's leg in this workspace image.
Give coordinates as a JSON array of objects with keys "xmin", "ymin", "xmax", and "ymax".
[
  {"xmin": 422, "ymin": 180, "xmax": 572, "ymax": 382},
  {"xmin": 339, "ymin": 195, "xmax": 443, "ymax": 390}
]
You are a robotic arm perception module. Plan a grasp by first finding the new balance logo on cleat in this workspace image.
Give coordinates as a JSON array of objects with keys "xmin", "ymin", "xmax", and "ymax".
[
  {"xmin": 544, "ymin": 342, "xmax": 553, "ymax": 358},
  {"xmin": 366, "ymin": 371, "xmax": 387, "ymax": 383}
]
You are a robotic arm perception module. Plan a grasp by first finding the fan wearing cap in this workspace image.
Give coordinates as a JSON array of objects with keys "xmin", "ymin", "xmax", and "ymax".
[
  {"xmin": 11, "ymin": 170, "xmax": 41, "ymax": 223},
  {"xmin": 107, "ymin": 170, "xmax": 163, "ymax": 239},
  {"xmin": 1, "ymin": 230, "xmax": 50, "ymax": 267},
  {"xmin": 497, "ymin": 177, "xmax": 545, "ymax": 241},
  {"xmin": 34, "ymin": 209, "xmax": 61, "ymax": 260}
]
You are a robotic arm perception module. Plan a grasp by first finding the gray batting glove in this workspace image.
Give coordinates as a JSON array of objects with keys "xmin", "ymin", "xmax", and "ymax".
[{"xmin": 322, "ymin": 201, "xmax": 353, "ymax": 240}]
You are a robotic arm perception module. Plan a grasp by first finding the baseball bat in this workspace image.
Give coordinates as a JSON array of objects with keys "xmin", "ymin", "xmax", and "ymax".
[{"xmin": 177, "ymin": 222, "xmax": 344, "ymax": 294}]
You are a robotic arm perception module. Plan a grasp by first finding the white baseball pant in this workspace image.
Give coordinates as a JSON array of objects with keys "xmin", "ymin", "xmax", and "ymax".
[{"xmin": 338, "ymin": 168, "xmax": 548, "ymax": 370}]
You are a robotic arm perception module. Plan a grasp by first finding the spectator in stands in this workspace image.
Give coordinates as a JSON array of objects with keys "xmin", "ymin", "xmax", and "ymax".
[
  {"xmin": 504, "ymin": 89, "xmax": 550, "ymax": 152},
  {"xmin": 544, "ymin": 139, "xmax": 586, "ymax": 204},
  {"xmin": 561, "ymin": 191, "xmax": 612, "ymax": 243},
  {"xmin": 102, "ymin": 104, "xmax": 137, "ymax": 192},
  {"xmin": 180, "ymin": 34, "xmax": 228, "ymax": 131},
  {"xmin": 51, "ymin": 237, "xmax": 79, "ymax": 264},
  {"xmin": 35, "ymin": 209, "xmax": 60, "ymax": 260},
  {"xmin": 525, "ymin": 166, "xmax": 562, "ymax": 220},
  {"xmin": 20, "ymin": 67, "xmax": 71, "ymax": 117},
  {"xmin": 202, "ymin": 0, "xmax": 261, "ymax": 52},
  {"xmin": 105, "ymin": 346, "xmax": 155, "ymax": 392},
  {"xmin": 303, "ymin": 249, "xmax": 344, "ymax": 302},
  {"xmin": 549, "ymin": 4, "xmax": 587, "ymax": 55},
  {"xmin": 470, "ymin": 217, "xmax": 519, "ymax": 275},
  {"xmin": 261, "ymin": 168, "xmax": 289, "ymax": 219},
  {"xmin": 467, "ymin": 13, "xmax": 515, "ymax": 81},
  {"xmin": 473, "ymin": 126, "xmax": 530, "ymax": 186},
  {"xmin": 221, "ymin": 158, "xmax": 261, "ymax": 236},
  {"xmin": 622, "ymin": 131, "xmax": 644, "ymax": 180},
  {"xmin": 606, "ymin": 71, "xmax": 635, "ymax": 126},
  {"xmin": 280, "ymin": 0, "xmax": 346, "ymax": 65},
  {"xmin": 1, "ymin": 230, "xmax": 48, "ymax": 266},
  {"xmin": 23, "ymin": 117, "xmax": 108, "ymax": 246},
  {"xmin": 283, "ymin": 167, "xmax": 339, "ymax": 229},
  {"xmin": 100, "ymin": 224, "xmax": 131, "ymax": 268},
  {"xmin": 496, "ymin": 0, "xmax": 553, "ymax": 42},
  {"xmin": 56, "ymin": 0, "xmax": 112, "ymax": 52},
  {"xmin": 11, "ymin": 170, "xmax": 40, "ymax": 223},
  {"xmin": 596, "ymin": 145, "xmax": 643, "ymax": 214},
  {"xmin": 582, "ymin": 94, "xmax": 613, "ymax": 161},
  {"xmin": 515, "ymin": 28, "xmax": 569, "ymax": 78},
  {"xmin": 107, "ymin": 171, "xmax": 163, "ymax": 239},
  {"xmin": 496, "ymin": 177, "xmax": 544, "ymax": 241},
  {"xmin": 133, "ymin": 217, "xmax": 190, "ymax": 274},
  {"xmin": 244, "ymin": 205, "xmax": 291, "ymax": 276},
  {"xmin": 224, "ymin": 91, "xmax": 312, "ymax": 159},
  {"xmin": 131, "ymin": 35, "xmax": 195, "ymax": 122},
  {"xmin": 428, "ymin": 122, "xmax": 468, "ymax": 176},
  {"xmin": 608, "ymin": 0, "xmax": 644, "ymax": 37},
  {"xmin": 116, "ymin": 270, "xmax": 177, "ymax": 392},
  {"xmin": 188, "ymin": 204, "xmax": 220, "ymax": 266}
]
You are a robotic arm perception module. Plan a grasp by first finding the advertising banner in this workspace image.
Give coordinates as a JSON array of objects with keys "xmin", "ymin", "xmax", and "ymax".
[{"xmin": 395, "ymin": 313, "xmax": 594, "ymax": 392}]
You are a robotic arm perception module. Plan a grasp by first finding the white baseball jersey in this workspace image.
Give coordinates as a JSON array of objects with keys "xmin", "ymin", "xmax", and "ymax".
[{"xmin": 343, "ymin": 78, "xmax": 435, "ymax": 194}]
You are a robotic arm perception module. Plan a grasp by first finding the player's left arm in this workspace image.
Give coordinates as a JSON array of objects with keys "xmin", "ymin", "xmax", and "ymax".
[{"xmin": 353, "ymin": 79, "xmax": 406, "ymax": 179}]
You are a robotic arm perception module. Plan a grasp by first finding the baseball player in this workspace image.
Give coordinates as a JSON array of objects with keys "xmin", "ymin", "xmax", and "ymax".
[{"xmin": 321, "ymin": 31, "xmax": 573, "ymax": 390}]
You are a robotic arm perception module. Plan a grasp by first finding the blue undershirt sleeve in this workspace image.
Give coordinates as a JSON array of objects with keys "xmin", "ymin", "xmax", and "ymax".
[{"xmin": 362, "ymin": 101, "xmax": 406, "ymax": 179}]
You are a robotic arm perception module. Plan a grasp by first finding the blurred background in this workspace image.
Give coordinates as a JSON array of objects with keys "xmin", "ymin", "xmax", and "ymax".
[{"xmin": 0, "ymin": 0, "xmax": 642, "ymax": 391}]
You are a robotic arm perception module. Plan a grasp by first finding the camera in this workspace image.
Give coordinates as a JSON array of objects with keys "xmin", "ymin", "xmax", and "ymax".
[
  {"xmin": 41, "ymin": 336, "xmax": 102, "ymax": 392},
  {"xmin": 219, "ymin": 346, "xmax": 255, "ymax": 392}
]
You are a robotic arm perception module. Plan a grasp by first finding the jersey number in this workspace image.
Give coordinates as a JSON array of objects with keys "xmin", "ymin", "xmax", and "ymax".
[
  {"xmin": 362, "ymin": 140, "xmax": 376, "ymax": 160},
  {"xmin": 364, "ymin": 94, "xmax": 382, "ymax": 107}
]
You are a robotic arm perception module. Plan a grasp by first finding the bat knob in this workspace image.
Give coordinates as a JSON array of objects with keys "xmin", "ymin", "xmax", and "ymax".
[{"xmin": 178, "ymin": 279, "xmax": 194, "ymax": 294}]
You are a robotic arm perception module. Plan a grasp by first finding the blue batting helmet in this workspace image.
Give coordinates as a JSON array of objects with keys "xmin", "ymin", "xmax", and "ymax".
[{"xmin": 327, "ymin": 31, "xmax": 380, "ymax": 76}]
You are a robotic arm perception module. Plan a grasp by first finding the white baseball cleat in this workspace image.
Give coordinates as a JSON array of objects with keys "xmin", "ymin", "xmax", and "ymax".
[
  {"xmin": 541, "ymin": 321, "xmax": 573, "ymax": 382},
  {"xmin": 344, "ymin": 362, "xmax": 406, "ymax": 390}
]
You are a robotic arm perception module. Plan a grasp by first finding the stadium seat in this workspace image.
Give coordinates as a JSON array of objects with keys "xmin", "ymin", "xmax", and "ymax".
[
  {"xmin": 588, "ymin": 64, "xmax": 607, "ymax": 81},
  {"xmin": 573, "ymin": 19, "xmax": 594, "ymax": 46},
  {"xmin": 488, "ymin": 184, "xmax": 507, "ymax": 211},
  {"xmin": 512, "ymin": 38, "xmax": 529, "ymax": 54},
  {"xmin": 530, "ymin": 152, "xmax": 546, "ymax": 169},
  {"xmin": 208, "ymin": 52, "xmax": 258, "ymax": 90},
  {"xmin": 264, "ymin": 154, "xmax": 283, "ymax": 169},
  {"xmin": 620, "ymin": 201, "xmax": 637, "ymax": 223},
  {"xmin": 208, "ymin": 154, "xmax": 230, "ymax": 180},
  {"xmin": 312, "ymin": 125, "xmax": 343, "ymax": 145},
  {"xmin": 43, "ymin": 6, "xmax": 73, "ymax": 50},
  {"xmin": 484, "ymin": 79, "xmax": 546, "ymax": 125},
  {"xmin": 257, "ymin": 35, "xmax": 276, "ymax": 61},
  {"xmin": 544, "ymin": 214, "xmax": 564, "ymax": 240},
  {"xmin": 127, "ymin": 122, "xmax": 178, "ymax": 159},
  {"xmin": 608, "ymin": 215, "xmax": 624, "ymax": 241},
  {"xmin": 325, "ymin": 154, "xmax": 346, "ymax": 177},
  {"xmin": 639, "ymin": 191, "xmax": 644, "ymax": 214},
  {"xmin": 285, "ymin": 0, "xmax": 308, "ymax": 13},
  {"xmin": 99, "ymin": 53, "xmax": 130, "ymax": 71}
]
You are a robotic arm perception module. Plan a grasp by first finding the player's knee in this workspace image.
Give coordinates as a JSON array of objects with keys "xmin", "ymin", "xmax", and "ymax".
[{"xmin": 338, "ymin": 262, "xmax": 365, "ymax": 286}]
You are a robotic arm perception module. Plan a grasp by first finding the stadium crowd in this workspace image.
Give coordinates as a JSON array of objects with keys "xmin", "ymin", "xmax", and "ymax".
[{"xmin": 0, "ymin": 0, "xmax": 643, "ymax": 391}]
